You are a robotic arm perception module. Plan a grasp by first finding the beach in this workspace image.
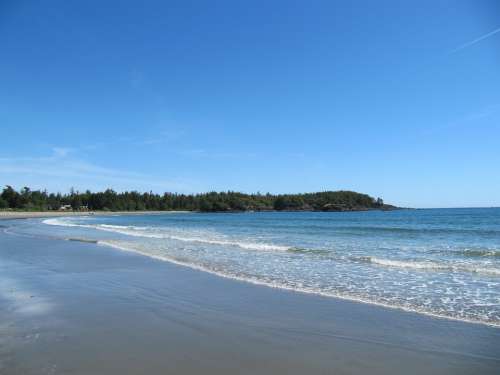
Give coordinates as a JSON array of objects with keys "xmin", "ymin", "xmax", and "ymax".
[
  {"xmin": 1, "ymin": 217, "xmax": 499, "ymax": 374},
  {"xmin": 0, "ymin": 211, "xmax": 186, "ymax": 220},
  {"xmin": 3, "ymin": 0, "xmax": 499, "ymax": 373}
]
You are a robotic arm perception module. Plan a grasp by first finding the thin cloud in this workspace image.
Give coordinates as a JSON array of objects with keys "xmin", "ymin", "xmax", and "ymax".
[
  {"xmin": 52, "ymin": 147, "xmax": 73, "ymax": 157},
  {"xmin": 0, "ymin": 149, "xmax": 192, "ymax": 193},
  {"xmin": 139, "ymin": 129, "xmax": 186, "ymax": 146},
  {"xmin": 179, "ymin": 148, "xmax": 257, "ymax": 159},
  {"xmin": 80, "ymin": 130, "xmax": 186, "ymax": 150},
  {"xmin": 450, "ymin": 26, "xmax": 500, "ymax": 53},
  {"xmin": 419, "ymin": 106, "xmax": 498, "ymax": 136}
]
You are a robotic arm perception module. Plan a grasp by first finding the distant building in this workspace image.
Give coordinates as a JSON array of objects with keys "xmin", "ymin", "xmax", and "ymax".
[
  {"xmin": 79, "ymin": 205, "xmax": 89, "ymax": 211},
  {"xmin": 59, "ymin": 204, "xmax": 73, "ymax": 211}
]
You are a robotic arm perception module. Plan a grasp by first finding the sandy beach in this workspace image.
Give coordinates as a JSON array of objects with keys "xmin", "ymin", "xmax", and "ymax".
[
  {"xmin": 3, "ymin": 0, "xmax": 499, "ymax": 373},
  {"xmin": 1, "ymin": 218, "xmax": 499, "ymax": 374},
  {"xmin": 0, "ymin": 211, "xmax": 186, "ymax": 220}
]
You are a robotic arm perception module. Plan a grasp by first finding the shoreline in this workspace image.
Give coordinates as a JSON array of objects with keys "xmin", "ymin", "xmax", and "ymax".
[
  {"xmin": 5, "ymin": 211, "xmax": 499, "ymax": 328},
  {"xmin": 1, "ymin": 224, "xmax": 499, "ymax": 374},
  {"xmin": 0, "ymin": 207, "xmax": 405, "ymax": 221},
  {"xmin": 99, "ymin": 238, "xmax": 500, "ymax": 329},
  {"xmin": 0, "ymin": 210, "xmax": 189, "ymax": 220}
]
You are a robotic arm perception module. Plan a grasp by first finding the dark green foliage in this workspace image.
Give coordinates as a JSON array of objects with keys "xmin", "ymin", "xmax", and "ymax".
[
  {"xmin": 0, "ymin": 185, "xmax": 395, "ymax": 212},
  {"xmin": 1, "ymin": 185, "xmax": 20, "ymax": 208}
]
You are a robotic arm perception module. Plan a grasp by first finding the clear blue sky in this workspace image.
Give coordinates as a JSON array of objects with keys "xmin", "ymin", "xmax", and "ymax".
[{"xmin": 1, "ymin": 0, "xmax": 499, "ymax": 208}]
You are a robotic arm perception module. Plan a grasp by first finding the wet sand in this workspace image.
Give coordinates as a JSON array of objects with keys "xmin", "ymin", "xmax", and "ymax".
[{"xmin": 1, "ymin": 223, "xmax": 499, "ymax": 374}]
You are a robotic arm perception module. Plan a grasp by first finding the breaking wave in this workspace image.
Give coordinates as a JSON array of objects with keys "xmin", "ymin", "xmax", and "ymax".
[
  {"xmin": 356, "ymin": 256, "xmax": 500, "ymax": 276},
  {"xmin": 40, "ymin": 210, "xmax": 500, "ymax": 327},
  {"xmin": 43, "ymin": 218, "xmax": 290, "ymax": 252},
  {"xmin": 95, "ymin": 239, "xmax": 500, "ymax": 327}
]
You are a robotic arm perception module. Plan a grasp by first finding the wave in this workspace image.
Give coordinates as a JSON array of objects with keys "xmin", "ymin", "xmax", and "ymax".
[
  {"xmin": 44, "ymin": 218, "xmax": 290, "ymax": 252},
  {"xmin": 428, "ymin": 247, "xmax": 500, "ymax": 258},
  {"xmin": 168, "ymin": 234, "xmax": 290, "ymax": 251},
  {"xmin": 287, "ymin": 247, "xmax": 332, "ymax": 255},
  {"xmin": 459, "ymin": 249, "xmax": 500, "ymax": 258},
  {"xmin": 43, "ymin": 218, "xmax": 83, "ymax": 227},
  {"xmin": 356, "ymin": 256, "xmax": 500, "ymax": 276},
  {"xmin": 67, "ymin": 238, "xmax": 99, "ymax": 244},
  {"xmin": 335, "ymin": 225, "xmax": 500, "ymax": 236},
  {"xmin": 43, "ymin": 218, "xmax": 500, "ymax": 276},
  {"xmin": 96, "ymin": 239, "xmax": 500, "ymax": 327},
  {"xmin": 471, "ymin": 267, "xmax": 500, "ymax": 276},
  {"xmin": 36, "ymin": 217, "xmax": 500, "ymax": 326},
  {"xmin": 366, "ymin": 257, "xmax": 449, "ymax": 271}
]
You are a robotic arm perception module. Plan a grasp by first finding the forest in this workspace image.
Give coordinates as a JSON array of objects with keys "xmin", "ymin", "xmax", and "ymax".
[{"xmin": 0, "ymin": 185, "xmax": 396, "ymax": 212}]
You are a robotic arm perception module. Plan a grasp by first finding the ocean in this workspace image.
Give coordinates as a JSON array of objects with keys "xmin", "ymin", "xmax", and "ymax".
[{"xmin": 9, "ymin": 208, "xmax": 500, "ymax": 326}]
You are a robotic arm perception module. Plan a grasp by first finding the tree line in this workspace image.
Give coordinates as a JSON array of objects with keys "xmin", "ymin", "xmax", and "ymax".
[{"xmin": 0, "ymin": 185, "xmax": 393, "ymax": 212}]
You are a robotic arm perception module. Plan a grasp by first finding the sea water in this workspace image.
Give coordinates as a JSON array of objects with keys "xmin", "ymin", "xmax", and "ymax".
[{"xmin": 9, "ymin": 208, "xmax": 500, "ymax": 326}]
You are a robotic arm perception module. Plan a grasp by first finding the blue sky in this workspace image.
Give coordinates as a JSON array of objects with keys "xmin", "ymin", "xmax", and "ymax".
[{"xmin": 1, "ymin": 0, "xmax": 499, "ymax": 208}]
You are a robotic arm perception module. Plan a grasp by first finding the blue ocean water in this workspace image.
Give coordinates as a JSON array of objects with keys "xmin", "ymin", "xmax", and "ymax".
[{"xmin": 12, "ymin": 208, "xmax": 500, "ymax": 325}]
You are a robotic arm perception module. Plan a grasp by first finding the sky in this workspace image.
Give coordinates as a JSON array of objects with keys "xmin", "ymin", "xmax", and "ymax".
[{"xmin": 1, "ymin": 0, "xmax": 499, "ymax": 208}]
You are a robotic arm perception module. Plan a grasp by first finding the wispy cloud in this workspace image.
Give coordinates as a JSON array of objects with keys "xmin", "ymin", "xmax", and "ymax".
[
  {"xmin": 450, "ymin": 26, "xmax": 500, "ymax": 53},
  {"xmin": 80, "ymin": 129, "xmax": 186, "ymax": 151},
  {"xmin": 51, "ymin": 147, "xmax": 73, "ymax": 157},
  {"xmin": 0, "ymin": 148, "xmax": 192, "ymax": 193},
  {"xmin": 139, "ymin": 129, "xmax": 186, "ymax": 146},
  {"xmin": 179, "ymin": 148, "xmax": 258, "ymax": 159},
  {"xmin": 420, "ymin": 105, "xmax": 499, "ymax": 136}
]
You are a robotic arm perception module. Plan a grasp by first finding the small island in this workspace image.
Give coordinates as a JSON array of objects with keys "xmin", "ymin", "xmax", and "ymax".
[{"xmin": 0, "ymin": 185, "xmax": 398, "ymax": 213}]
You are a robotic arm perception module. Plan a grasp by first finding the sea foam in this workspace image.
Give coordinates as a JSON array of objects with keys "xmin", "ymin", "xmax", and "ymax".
[
  {"xmin": 40, "ymin": 210, "xmax": 500, "ymax": 326},
  {"xmin": 44, "ymin": 218, "xmax": 290, "ymax": 252}
]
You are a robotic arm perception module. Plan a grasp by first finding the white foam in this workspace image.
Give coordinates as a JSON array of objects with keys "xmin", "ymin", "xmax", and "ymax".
[
  {"xmin": 99, "ymin": 225, "xmax": 290, "ymax": 251},
  {"xmin": 168, "ymin": 235, "xmax": 290, "ymax": 251},
  {"xmin": 42, "ymin": 215, "xmax": 500, "ymax": 327},
  {"xmin": 45, "ymin": 219, "xmax": 290, "ymax": 252},
  {"xmin": 97, "ymin": 239, "xmax": 500, "ymax": 328},
  {"xmin": 369, "ymin": 257, "xmax": 449, "ymax": 270},
  {"xmin": 365, "ymin": 257, "xmax": 500, "ymax": 277},
  {"xmin": 43, "ymin": 218, "xmax": 80, "ymax": 227},
  {"xmin": 471, "ymin": 267, "xmax": 500, "ymax": 276}
]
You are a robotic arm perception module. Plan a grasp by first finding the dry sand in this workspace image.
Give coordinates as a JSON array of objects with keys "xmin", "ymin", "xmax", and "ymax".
[{"xmin": 0, "ymin": 210, "xmax": 187, "ymax": 220}]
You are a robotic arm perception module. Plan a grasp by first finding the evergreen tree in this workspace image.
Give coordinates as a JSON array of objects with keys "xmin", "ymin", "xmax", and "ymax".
[{"xmin": 0, "ymin": 185, "xmax": 395, "ymax": 212}]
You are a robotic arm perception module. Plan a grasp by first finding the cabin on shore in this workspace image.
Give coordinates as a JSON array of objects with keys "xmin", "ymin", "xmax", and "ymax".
[{"xmin": 58, "ymin": 204, "xmax": 89, "ymax": 211}]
